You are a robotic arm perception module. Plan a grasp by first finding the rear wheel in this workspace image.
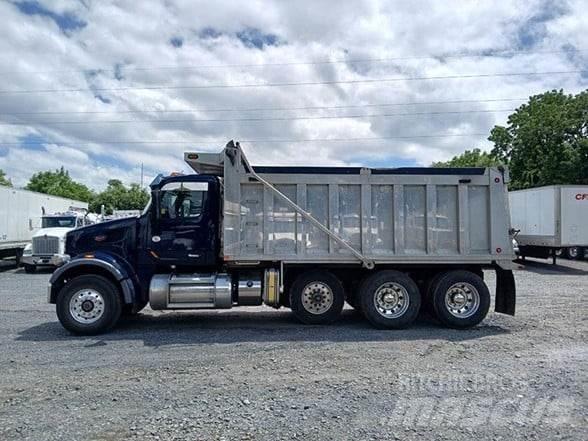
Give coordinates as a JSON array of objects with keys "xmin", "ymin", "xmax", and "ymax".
[
  {"xmin": 289, "ymin": 270, "xmax": 345, "ymax": 325},
  {"xmin": 430, "ymin": 270, "xmax": 490, "ymax": 328},
  {"xmin": 565, "ymin": 246, "xmax": 581, "ymax": 260},
  {"xmin": 359, "ymin": 270, "xmax": 421, "ymax": 329},
  {"xmin": 56, "ymin": 275, "xmax": 122, "ymax": 335}
]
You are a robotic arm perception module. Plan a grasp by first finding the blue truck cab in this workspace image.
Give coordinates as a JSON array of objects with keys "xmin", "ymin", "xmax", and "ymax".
[{"xmin": 48, "ymin": 173, "xmax": 223, "ymax": 333}]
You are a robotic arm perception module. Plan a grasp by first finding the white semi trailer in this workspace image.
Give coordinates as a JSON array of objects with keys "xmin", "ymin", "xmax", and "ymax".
[
  {"xmin": 0, "ymin": 186, "xmax": 88, "ymax": 263},
  {"xmin": 510, "ymin": 185, "xmax": 588, "ymax": 261}
]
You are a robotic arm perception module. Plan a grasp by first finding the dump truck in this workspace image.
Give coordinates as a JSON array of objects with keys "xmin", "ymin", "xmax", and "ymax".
[
  {"xmin": 510, "ymin": 185, "xmax": 588, "ymax": 261},
  {"xmin": 48, "ymin": 141, "xmax": 517, "ymax": 335}
]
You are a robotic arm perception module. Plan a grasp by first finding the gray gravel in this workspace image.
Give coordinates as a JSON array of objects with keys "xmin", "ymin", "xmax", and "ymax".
[{"xmin": 0, "ymin": 259, "xmax": 587, "ymax": 440}]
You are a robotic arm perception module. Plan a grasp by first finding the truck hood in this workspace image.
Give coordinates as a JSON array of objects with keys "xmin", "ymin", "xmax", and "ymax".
[
  {"xmin": 32, "ymin": 227, "xmax": 73, "ymax": 239},
  {"xmin": 65, "ymin": 216, "xmax": 139, "ymax": 258}
]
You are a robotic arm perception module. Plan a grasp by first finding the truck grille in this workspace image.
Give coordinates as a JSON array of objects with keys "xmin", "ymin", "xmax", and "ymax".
[{"xmin": 33, "ymin": 236, "xmax": 59, "ymax": 255}]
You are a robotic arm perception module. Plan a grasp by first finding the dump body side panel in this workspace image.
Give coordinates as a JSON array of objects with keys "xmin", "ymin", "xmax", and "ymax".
[{"xmin": 221, "ymin": 148, "xmax": 514, "ymax": 266}]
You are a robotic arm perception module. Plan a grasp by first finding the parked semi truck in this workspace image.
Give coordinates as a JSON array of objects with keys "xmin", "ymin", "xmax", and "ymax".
[
  {"xmin": 48, "ymin": 141, "xmax": 517, "ymax": 335},
  {"xmin": 21, "ymin": 210, "xmax": 97, "ymax": 272},
  {"xmin": 510, "ymin": 185, "xmax": 588, "ymax": 262},
  {"xmin": 0, "ymin": 186, "xmax": 88, "ymax": 263}
]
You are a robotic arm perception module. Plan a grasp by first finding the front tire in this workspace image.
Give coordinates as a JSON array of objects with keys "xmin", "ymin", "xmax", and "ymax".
[
  {"xmin": 359, "ymin": 270, "xmax": 421, "ymax": 329},
  {"xmin": 289, "ymin": 270, "xmax": 345, "ymax": 324},
  {"xmin": 430, "ymin": 270, "xmax": 490, "ymax": 328},
  {"xmin": 56, "ymin": 275, "xmax": 122, "ymax": 335},
  {"xmin": 23, "ymin": 264, "xmax": 36, "ymax": 274}
]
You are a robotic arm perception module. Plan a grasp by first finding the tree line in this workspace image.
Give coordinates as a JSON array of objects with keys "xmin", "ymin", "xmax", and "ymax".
[
  {"xmin": 433, "ymin": 89, "xmax": 587, "ymax": 189},
  {"xmin": 1, "ymin": 89, "xmax": 586, "ymax": 198},
  {"xmin": 0, "ymin": 166, "xmax": 149, "ymax": 215}
]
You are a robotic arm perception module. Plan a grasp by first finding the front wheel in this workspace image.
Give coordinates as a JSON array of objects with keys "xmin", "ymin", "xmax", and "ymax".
[
  {"xmin": 56, "ymin": 275, "xmax": 122, "ymax": 335},
  {"xmin": 430, "ymin": 270, "xmax": 490, "ymax": 328},
  {"xmin": 289, "ymin": 270, "xmax": 345, "ymax": 324},
  {"xmin": 23, "ymin": 264, "xmax": 36, "ymax": 274},
  {"xmin": 359, "ymin": 270, "xmax": 421, "ymax": 329}
]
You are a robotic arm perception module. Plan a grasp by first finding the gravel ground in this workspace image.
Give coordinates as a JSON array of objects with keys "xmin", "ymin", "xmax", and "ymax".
[{"xmin": 0, "ymin": 259, "xmax": 586, "ymax": 441}]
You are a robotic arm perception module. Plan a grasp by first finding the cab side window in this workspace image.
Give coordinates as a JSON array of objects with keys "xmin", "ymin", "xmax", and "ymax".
[{"xmin": 159, "ymin": 182, "xmax": 208, "ymax": 222}]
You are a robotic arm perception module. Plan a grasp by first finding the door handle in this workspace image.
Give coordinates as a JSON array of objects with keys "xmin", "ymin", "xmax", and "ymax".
[{"xmin": 188, "ymin": 254, "xmax": 200, "ymax": 258}]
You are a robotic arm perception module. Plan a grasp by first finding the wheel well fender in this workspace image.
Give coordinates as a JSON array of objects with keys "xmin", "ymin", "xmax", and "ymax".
[{"xmin": 48, "ymin": 258, "xmax": 136, "ymax": 305}]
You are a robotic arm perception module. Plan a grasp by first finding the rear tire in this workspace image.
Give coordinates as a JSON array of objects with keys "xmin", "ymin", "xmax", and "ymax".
[
  {"xmin": 359, "ymin": 270, "xmax": 421, "ymax": 329},
  {"xmin": 422, "ymin": 272, "xmax": 445, "ymax": 316},
  {"xmin": 430, "ymin": 270, "xmax": 490, "ymax": 329},
  {"xmin": 56, "ymin": 275, "xmax": 122, "ymax": 335},
  {"xmin": 289, "ymin": 270, "xmax": 345, "ymax": 325},
  {"xmin": 565, "ymin": 246, "xmax": 581, "ymax": 260}
]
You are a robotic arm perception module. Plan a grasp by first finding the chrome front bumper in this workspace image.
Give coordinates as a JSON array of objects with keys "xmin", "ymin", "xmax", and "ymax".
[{"xmin": 22, "ymin": 254, "xmax": 70, "ymax": 267}]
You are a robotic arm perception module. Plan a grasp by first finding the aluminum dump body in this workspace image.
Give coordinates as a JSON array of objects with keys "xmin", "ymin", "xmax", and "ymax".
[{"xmin": 186, "ymin": 145, "xmax": 515, "ymax": 267}]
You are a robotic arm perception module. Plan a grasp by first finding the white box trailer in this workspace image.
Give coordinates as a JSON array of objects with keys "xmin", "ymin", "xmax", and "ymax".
[
  {"xmin": 509, "ymin": 185, "xmax": 588, "ymax": 260},
  {"xmin": 0, "ymin": 186, "xmax": 88, "ymax": 262}
]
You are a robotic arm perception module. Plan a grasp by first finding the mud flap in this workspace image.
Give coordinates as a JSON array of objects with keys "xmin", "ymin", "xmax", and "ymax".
[{"xmin": 495, "ymin": 268, "xmax": 516, "ymax": 315}]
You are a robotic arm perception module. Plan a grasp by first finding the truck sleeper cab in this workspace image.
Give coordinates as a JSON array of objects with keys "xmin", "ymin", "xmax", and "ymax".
[{"xmin": 48, "ymin": 141, "xmax": 516, "ymax": 335}]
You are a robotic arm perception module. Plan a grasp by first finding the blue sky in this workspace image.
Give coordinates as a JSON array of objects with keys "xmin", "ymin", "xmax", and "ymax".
[{"xmin": 0, "ymin": 0, "xmax": 586, "ymax": 189}]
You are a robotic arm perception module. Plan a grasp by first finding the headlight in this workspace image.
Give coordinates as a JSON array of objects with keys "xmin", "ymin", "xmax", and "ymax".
[{"xmin": 23, "ymin": 244, "xmax": 33, "ymax": 255}]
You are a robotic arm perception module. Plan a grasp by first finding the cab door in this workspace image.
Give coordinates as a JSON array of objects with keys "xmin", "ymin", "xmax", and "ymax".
[{"xmin": 151, "ymin": 178, "xmax": 219, "ymax": 267}]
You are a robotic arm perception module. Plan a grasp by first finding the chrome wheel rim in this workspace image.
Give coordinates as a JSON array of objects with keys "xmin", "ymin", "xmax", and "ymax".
[
  {"xmin": 373, "ymin": 282, "xmax": 409, "ymax": 319},
  {"xmin": 69, "ymin": 289, "xmax": 105, "ymax": 324},
  {"xmin": 302, "ymin": 282, "xmax": 334, "ymax": 315},
  {"xmin": 569, "ymin": 247, "xmax": 578, "ymax": 258},
  {"xmin": 445, "ymin": 283, "xmax": 479, "ymax": 318}
]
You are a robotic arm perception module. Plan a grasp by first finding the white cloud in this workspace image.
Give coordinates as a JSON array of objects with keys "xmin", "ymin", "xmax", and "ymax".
[{"xmin": 0, "ymin": 0, "xmax": 586, "ymax": 190}]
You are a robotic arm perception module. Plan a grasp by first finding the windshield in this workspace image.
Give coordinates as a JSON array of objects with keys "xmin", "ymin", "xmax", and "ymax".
[{"xmin": 42, "ymin": 216, "xmax": 76, "ymax": 228}]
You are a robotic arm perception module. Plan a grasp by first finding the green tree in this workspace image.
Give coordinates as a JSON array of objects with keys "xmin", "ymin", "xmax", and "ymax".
[
  {"xmin": 90, "ymin": 179, "xmax": 149, "ymax": 214},
  {"xmin": 489, "ymin": 89, "xmax": 588, "ymax": 190},
  {"xmin": 25, "ymin": 167, "xmax": 94, "ymax": 201},
  {"xmin": 0, "ymin": 169, "xmax": 12, "ymax": 186},
  {"xmin": 432, "ymin": 148, "xmax": 501, "ymax": 168}
]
